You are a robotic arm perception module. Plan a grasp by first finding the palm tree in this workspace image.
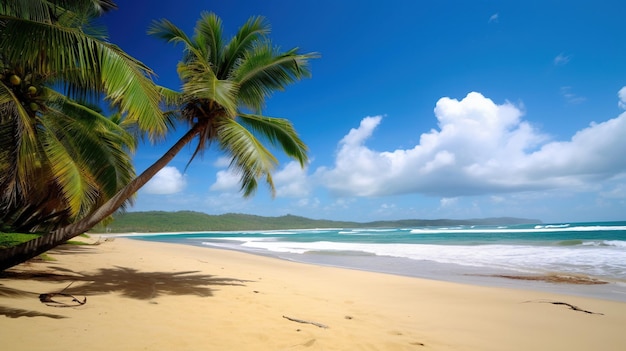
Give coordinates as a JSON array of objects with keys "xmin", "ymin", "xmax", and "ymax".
[
  {"xmin": 0, "ymin": 12, "xmax": 317, "ymax": 270},
  {"xmin": 0, "ymin": 0, "xmax": 167, "ymax": 232},
  {"xmin": 0, "ymin": 91, "xmax": 137, "ymax": 232}
]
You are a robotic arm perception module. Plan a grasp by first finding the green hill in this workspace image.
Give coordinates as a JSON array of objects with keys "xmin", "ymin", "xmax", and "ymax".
[{"xmin": 91, "ymin": 211, "xmax": 541, "ymax": 233}]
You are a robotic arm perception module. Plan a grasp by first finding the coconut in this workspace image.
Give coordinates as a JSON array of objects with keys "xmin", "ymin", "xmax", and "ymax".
[
  {"xmin": 29, "ymin": 102, "xmax": 39, "ymax": 111},
  {"xmin": 28, "ymin": 86, "xmax": 37, "ymax": 95},
  {"xmin": 9, "ymin": 75, "xmax": 21, "ymax": 86}
]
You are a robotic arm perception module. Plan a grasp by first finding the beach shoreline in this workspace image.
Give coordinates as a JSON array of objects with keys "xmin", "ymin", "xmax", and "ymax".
[
  {"xmin": 112, "ymin": 229, "xmax": 626, "ymax": 303},
  {"xmin": 2, "ymin": 237, "xmax": 626, "ymax": 350}
]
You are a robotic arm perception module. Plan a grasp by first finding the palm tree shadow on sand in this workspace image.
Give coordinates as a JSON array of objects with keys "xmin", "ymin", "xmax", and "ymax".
[{"xmin": 0, "ymin": 263, "xmax": 251, "ymax": 319}]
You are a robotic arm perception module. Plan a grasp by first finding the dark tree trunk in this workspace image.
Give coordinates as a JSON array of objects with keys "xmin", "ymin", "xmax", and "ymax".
[{"xmin": 0, "ymin": 124, "xmax": 202, "ymax": 271}]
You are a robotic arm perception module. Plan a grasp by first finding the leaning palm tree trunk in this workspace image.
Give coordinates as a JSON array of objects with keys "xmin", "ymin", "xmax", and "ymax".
[{"xmin": 0, "ymin": 124, "xmax": 202, "ymax": 271}]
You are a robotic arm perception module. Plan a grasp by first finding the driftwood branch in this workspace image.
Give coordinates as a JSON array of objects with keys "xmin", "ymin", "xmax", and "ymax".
[
  {"xmin": 39, "ymin": 281, "xmax": 87, "ymax": 308},
  {"xmin": 524, "ymin": 300, "xmax": 604, "ymax": 315},
  {"xmin": 283, "ymin": 315, "xmax": 329, "ymax": 328}
]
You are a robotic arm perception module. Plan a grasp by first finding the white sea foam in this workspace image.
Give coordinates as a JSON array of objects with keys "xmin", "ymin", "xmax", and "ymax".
[
  {"xmin": 582, "ymin": 240, "xmax": 626, "ymax": 247},
  {"xmin": 535, "ymin": 224, "xmax": 571, "ymax": 229},
  {"xmin": 255, "ymin": 230, "xmax": 298, "ymax": 235},
  {"xmin": 200, "ymin": 236, "xmax": 278, "ymax": 244},
  {"xmin": 410, "ymin": 225, "xmax": 626, "ymax": 234},
  {"xmin": 238, "ymin": 239, "xmax": 626, "ymax": 279}
]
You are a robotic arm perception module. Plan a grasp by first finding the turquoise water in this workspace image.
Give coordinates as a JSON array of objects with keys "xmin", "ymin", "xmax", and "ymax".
[{"xmin": 126, "ymin": 221, "xmax": 626, "ymax": 301}]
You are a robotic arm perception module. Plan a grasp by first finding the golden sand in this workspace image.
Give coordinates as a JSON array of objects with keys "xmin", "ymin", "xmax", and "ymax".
[{"xmin": 1, "ymin": 237, "xmax": 626, "ymax": 350}]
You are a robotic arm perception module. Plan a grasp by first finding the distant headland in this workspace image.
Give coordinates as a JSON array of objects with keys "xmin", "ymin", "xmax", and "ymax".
[{"xmin": 92, "ymin": 211, "xmax": 541, "ymax": 233}]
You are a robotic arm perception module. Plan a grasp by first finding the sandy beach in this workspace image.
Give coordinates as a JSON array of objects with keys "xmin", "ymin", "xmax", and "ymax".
[{"xmin": 1, "ymin": 237, "xmax": 626, "ymax": 350}]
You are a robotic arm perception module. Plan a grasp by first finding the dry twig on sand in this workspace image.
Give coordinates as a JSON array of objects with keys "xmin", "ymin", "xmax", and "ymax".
[
  {"xmin": 39, "ymin": 282, "xmax": 87, "ymax": 308},
  {"xmin": 282, "ymin": 315, "xmax": 329, "ymax": 328},
  {"xmin": 524, "ymin": 300, "xmax": 604, "ymax": 315}
]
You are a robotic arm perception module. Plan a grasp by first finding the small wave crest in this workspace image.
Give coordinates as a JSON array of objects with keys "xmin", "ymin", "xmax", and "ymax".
[
  {"xmin": 556, "ymin": 240, "xmax": 584, "ymax": 246},
  {"xmin": 536, "ymin": 224, "xmax": 570, "ymax": 229},
  {"xmin": 303, "ymin": 250, "xmax": 377, "ymax": 257},
  {"xmin": 582, "ymin": 240, "xmax": 626, "ymax": 248},
  {"xmin": 410, "ymin": 224, "xmax": 626, "ymax": 234}
]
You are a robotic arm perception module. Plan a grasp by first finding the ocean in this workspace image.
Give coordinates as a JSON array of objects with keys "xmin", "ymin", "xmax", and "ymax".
[{"xmin": 124, "ymin": 221, "xmax": 626, "ymax": 302}]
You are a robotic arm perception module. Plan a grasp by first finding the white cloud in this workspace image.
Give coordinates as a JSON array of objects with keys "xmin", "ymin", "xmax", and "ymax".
[
  {"xmin": 274, "ymin": 161, "xmax": 311, "ymax": 197},
  {"xmin": 316, "ymin": 91, "xmax": 626, "ymax": 198},
  {"xmin": 210, "ymin": 169, "xmax": 240, "ymax": 192},
  {"xmin": 488, "ymin": 13, "xmax": 499, "ymax": 23},
  {"xmin": 618, "ymin": 86, "xmax": 626, "ymax": 110},
  {"xmin": 554, "ymin": 53, "xmax": 570, "ymax": 66},
  {"xmin": 143, "ymin": 166, "xmax": 186, "ymax": 194}
]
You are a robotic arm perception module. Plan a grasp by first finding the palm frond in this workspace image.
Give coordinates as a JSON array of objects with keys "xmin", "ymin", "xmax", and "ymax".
[
  {"xmin": 0, "ymin": 16, "xmax": 166, "ymax": 137},
  {"xmin": 220, "ymin": 15, "xmax": 269, "ymax": 78},
  {"xmin": 148, "ymin": 18, "xmax": 212, "ymax": 80},
  {"xmin": 0, "ymin": 0, "xmax": 54, "ymax": 23},
  {"xmin": 216, "ymin": 117, "xmax": 278, "ymax": 197},
  {"xmin": 235, "ymin": 46, "xmax": 317, "ymax": 111},
  {"xmin": 40, "ymin": 121, "xmax": 95, "ymax": 217},
  {"xmin": 157, "ymin": 85, "xmax": 183, "ymax": 107},
  {"xmin": 194, "ymin": 12, "xmax": 224, "ymax": 69},
  {"xmin": 148, "ymin": 18, "xmax": 195, "ymax": 49},
  {"xmin": 7, "ymin": 93, "xmax": 41, "ymax": 195},
  {"xmin": 238, "ymin": 113, "xmax": 308, "ymax": 167},
  {"xmin": 99, "ymin": 43, "xmax": 165, "ymax": 137},
  {"xmin": 178, "ymin": 61, "xmax": 239, "ymax": 117},
  {"xmin": 42, "ymin": 91, "xmax": 136, "ymax": 217}
]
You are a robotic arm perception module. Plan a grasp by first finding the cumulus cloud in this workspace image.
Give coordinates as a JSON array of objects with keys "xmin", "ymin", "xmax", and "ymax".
[
  {"xmin": 316, "ymin": 91, "xmax": 626, "ymax": 198},
  {"xmin": 143, "ymin": 166, "xmax": 186, "ymax": 194},
  {"xmin": 274, "ymin": 161, "xmax": 311, "ymax": 197},
  {"xmin": 210, "ymin": 169, "xmax": 240, "ymax": 192}
]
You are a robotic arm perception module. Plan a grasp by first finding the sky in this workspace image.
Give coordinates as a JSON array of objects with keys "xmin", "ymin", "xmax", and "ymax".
[{"xmin": 99, "ymin": 0, "xmax": 626, "ymax": 223}]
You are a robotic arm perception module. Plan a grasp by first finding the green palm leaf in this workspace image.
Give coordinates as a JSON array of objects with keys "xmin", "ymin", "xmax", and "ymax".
[
  {"xmin": 221, "ymin": 15, "xmax": 270, "ymax": 77},
  {"xmin": 194, "ymin": 12, "xmax": 224, "ymax": 69},
  {"xmin": 238, "ymin": 113, "xmax": 308, "ymax": 167},
  {"xmin": 178, "ymin": 61, "xmax": 239, "ymax": 117},
  {"xmin": 216, "ymin": 117, "xmax": 277, "ymax": 196},
  {"xmin": 38, "ymin": 90, "xmax": 136, "ymax": 218},
  {"xmin": 0, "ymin": 16, "xmax": 166, "ymax": 137},
  {"xmin": 235, "ymin": 45, "xmax": 316, "ymax": 112}
]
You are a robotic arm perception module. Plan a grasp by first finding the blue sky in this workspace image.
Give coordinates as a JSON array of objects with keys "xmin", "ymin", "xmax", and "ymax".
[{"xmin": 100, "ymin": 1, "xmax": 626, "ymax": 223}]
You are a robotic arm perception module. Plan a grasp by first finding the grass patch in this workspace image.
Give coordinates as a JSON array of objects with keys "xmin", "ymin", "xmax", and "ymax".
[
  {"xmin": 0, "ymin": 232, "xmax": 41, "ymax": 248},
  {"xmin": 34, "ymin": 253, "xmax": 56, "ymax": 262},
  {"xmin": 65, "ymin": 240, "xmax": 90, "ymax": 245},
  {"xmin": 0, "ymin": 232, "xmax": 56, "ymax": 262},
  {"xmin": 0, "ymin": 232, "xmax": 92, "ymax": 264},
  {"xmin": 0, "ymin": 232, "xmax": 91, "ymax": 248}
]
